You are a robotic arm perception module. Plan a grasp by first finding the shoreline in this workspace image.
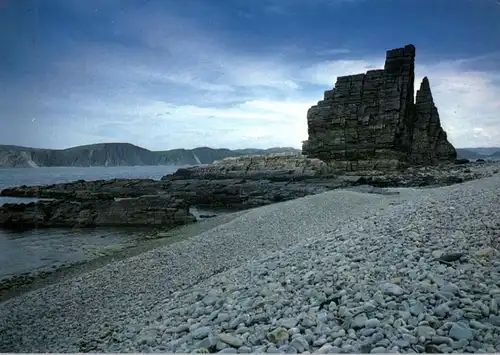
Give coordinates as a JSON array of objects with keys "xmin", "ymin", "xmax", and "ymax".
[
  {"xmin": 1, "ymin": 175, "xmax": 499, "ymax": 352},
  {"xmin": 0, "ymin": 171, "xmax": 495, "ymax": 303},
  {"xmin": 0, "ymin": 182, "xmax": 406, "ymax": 302},
  {"xmin": 0, "ymin": 184, "xmax": 411, "ymax": 352},
  {"xmin": 0, "ymin": 210, "xmax": 249, "ymax": 302}
]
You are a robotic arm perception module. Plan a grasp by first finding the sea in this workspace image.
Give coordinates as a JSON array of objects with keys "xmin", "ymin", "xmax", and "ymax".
[{"xmin": 0, "ymin": 165, "xmax": 183, "ymax": 281}]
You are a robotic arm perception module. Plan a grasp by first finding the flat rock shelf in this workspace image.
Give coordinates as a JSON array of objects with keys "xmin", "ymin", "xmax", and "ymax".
[{"xmin": 1, "ymin": 174, "xmax": 500, "ymax": 353}]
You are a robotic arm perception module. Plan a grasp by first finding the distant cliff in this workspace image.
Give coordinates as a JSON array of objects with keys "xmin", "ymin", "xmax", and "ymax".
[
  {"xmin": 456, "ymin": 148, "xmax": 500, "ymax": 160},
  {"xmin": 0, "ymin": 143, "xmax": 301, "ymax": 168}
]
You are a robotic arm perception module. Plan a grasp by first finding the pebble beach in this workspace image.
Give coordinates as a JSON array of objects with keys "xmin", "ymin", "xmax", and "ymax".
[{"xmin": 1, "ymin": 175, "xmax": 500, "ymax": 353}]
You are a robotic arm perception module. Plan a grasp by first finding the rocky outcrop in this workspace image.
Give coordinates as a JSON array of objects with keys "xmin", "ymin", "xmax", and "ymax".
[
  {"xmin": 0, "ymin": 195, "xmax": 195, "ymax": 230},
  {"xmin": 165, "ymin": 153, "xmax": 331, "ymax": 181},
  {"xmin": 410, "ymin": 77, "xmax": 456, "ymax": 165},
  {"xmin": 302, "ymin": 44, "xmax": 457, "ymax": 172},
  {"xmin": 2, "ymin": 160, "xmax": 498, "ymax": 228}
]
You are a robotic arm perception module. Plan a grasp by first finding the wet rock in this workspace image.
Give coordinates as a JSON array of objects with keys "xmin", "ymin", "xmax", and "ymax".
[
  {"xmin": 218, "ymin": 334, "xmax": 243, "ymax": 348},
  {"xmin": 448, "ymin": 323, "xmax": 474, "ymax": 341},
  {"xmin": 0, "ymin": 195, "xmax": 195, "ymax": 229},
  {"xmin": 267, "ymin": 328, "xmax": 289, "ymax": 344}
]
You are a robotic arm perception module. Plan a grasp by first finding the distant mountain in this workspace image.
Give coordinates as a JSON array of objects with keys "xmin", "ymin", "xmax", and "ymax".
[
  {"xmin": 456, "ymin": 147, "xmax": 500, "ymax": 161},
  {"xmin": 456, "ymin": 148, "xmax": 483, "ymax": 160},
  {"xmin": 0, "ymin": 143, "xmax": 301, "ymax": 168},
  {"xmin": 461, "ymin": 147, "xmax": 500, "ymax": 156}
]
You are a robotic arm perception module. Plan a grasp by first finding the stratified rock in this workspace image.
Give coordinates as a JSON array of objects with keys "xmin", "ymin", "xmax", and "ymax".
[
  {"xmin": 0, "ymin": 195, "xmax": 195, "ymax": 229},
  {"xmin": 302, "ymin": 44, "xmax": 457, "ymax": 172},
  {"xmin": 411, "ymin": 77, "xmax": 456, "ymax": 164},
  {"xmin": 164, "ymin": 153, "xmax": 330, "ymax": 181}
]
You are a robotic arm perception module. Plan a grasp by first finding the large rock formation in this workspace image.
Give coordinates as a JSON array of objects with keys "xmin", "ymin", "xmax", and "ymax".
[
  {"xmin": 302, "ymin": 44, "xmax": 456, "ymax": 171},
  {"xmin": 0, "ymin": 195, "xmax": 195, "ymax": 229},
  {"xmin": 166, "ymin": 153, "xmax": 330, "ymax": 181}
]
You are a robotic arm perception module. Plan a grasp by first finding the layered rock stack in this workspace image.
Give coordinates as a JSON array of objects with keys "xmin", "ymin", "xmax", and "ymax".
[{"xmin": 302, "ymin": 44, "xmax": 456, "ymax": 172}]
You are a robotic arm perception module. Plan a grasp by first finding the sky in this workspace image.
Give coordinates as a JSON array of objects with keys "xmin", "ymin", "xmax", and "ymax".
[{"xmin": 1, "ymin": 0, "xmax": 500, "ymax": 150}]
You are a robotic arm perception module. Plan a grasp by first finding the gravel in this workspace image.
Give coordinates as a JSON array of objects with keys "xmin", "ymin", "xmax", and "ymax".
[{"xmin": 1, "ymin": 175, "xmax": 500, "ymax": 353}]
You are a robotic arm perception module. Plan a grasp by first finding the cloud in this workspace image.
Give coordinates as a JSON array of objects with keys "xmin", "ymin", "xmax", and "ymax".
[
  {"xmin": 2, "ymin": 1, "xmax": 499, "ymax": 151},
  {"xmin": 316, "ymin": 48, "xmax": 352, "ymax": 56},
  {"xmin": 300, "ymin": 59, "xmax": 384, "ymax": 86},
  {"xmin": 13, "ymin": 43, "xmax": 500, "ymax": 150},
  {"xmin": 416, "ymin": 60, "xmax": 500, "ymax": 148},
  {"xmin": 259, "ymin": 0, "xmax": 366, "ymax": 15}
]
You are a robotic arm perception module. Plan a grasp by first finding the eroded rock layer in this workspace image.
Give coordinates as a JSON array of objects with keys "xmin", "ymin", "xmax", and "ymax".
[{"xmin": 302, "ymin": 44, "xmax": 456, "ymax": 171}]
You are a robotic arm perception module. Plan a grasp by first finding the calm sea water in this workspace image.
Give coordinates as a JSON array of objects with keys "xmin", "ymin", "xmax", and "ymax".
[{"xmin": 0, "ymin": 165, "xmax": 183, "ymax": 280}]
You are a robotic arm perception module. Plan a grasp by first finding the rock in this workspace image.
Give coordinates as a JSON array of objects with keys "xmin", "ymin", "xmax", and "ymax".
[
  {"xmin": 267, "ymin": 327, "xmax": 289, "ymax": 344},
  {"xmin": 380, "ymin": 283, "xmax": 404, "ymax": 296},
  {"xmin": 455, "ymin": 159, "xmax": 470, "ymax": 165},
  {"xmin": 431, "ymin": 250, "xmax": 444, "ymax": 259},
  {"xmin": 218, "ymin": 334, "xmax": 243, "ymax": 348},
  {"xmin": 370, "ymin": 346, "xmax": 388, "ymax": 353},
  {"xmin": 410, "ymin": 301, "xmax": 426, "ymax": 315},
  {"xmin": 170, "ymin": 153, "xmax": 329, "ymax": 180},
  {"xmin": 0, "ymin": 195, "xmax": 196, "ymax": 229},
  {"xmin": 448, "ymin": 323, "xmax": 474, "ymax": 341},
  {"xmin": 289, "ymin": 337, "xmax": 309, "ymax": 352},
  {"xmin": 302, "ymin": 44, "xmax": 456, "ymax": 172},
  {"xmin": 316, "ymin": 344, "xmax": 335, "ymax": 353},
  {"xmin": 429, "ymin": 336, "xmax": 453, "ymax": 345},
  {"xmin": 192, "ymin": 326, "xmax": 213, "ymax": 340},
  {"xmin": 196, "ymin": 335, "xmax": 219, "ymax": 349},
  {"xmin": 199, "ymin": 214, "xmax": 217, "ymax": 219},
  {"xmin": 424, "ymin": 344, "xmax": 443, "ymax": 353},
  {"xmin": 365, "ymin": 318, "xmax": 381, "ymax": 328},
  {"xmin": 434, "ymin": 303, "xmax": 450, "ymax": 317},
  {"xmin": 266, "ymin": 346, "xmax": 280, "ymax": 353},
  {"xmin": 416, "ymin": 325, "xmax": 436, "ymax": 338},
  {"xmin": 352, "ymin": 313, "xmax": 369, "ymax": 329},
  {"xmin": 300, "ymin": 314, "xmax": 317, "ymax": 327},
  {"xmin": 488, "ymin": 315, "xmax": 500, "ymax": 327},
  {"xmin": 475, "ymin": 247, "xmax": 499, "ymax": 258},
  {"xmin": 436, "ymin": 253, "xmax": 464, "ymax": 263},
  {"xmin": 2, "ymin": 155, "xmax": 498, "ymax": 232},
  {"xmin": 279, "ymin": 318, "xmax": 298, "ymax": 329}
]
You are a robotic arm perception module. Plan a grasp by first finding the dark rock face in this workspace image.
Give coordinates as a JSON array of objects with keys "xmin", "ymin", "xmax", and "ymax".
[
  {"xmin": 0, "ymin": 195, "xmax": 195, "ymax": 229},
  {"xmin": 411, "ymin": 77, "xmax": 456, "ymax": 164},
  {"xmin": 302, "ymin": 44, "xmax": 457, "ymax": 172}
]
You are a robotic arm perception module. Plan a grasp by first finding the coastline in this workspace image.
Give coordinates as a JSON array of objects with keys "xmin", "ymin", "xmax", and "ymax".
[
  {"xmin": 0, "ymin": 209, "xmax": 249, "ymax": 302},
  {"xmin": 0, "ymin": 184, "xmax": 410, "ymax": 352},
  {"xmin": 0, "ymin": 161, "xmax": 497, "ymax": 302},
  {"xmin": 1, "ymin": 175, "xmax": 500, "ymax": 352}
]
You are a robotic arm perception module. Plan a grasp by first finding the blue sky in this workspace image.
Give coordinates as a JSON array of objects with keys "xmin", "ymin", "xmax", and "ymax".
[{"xmin": 1, "ymin": 0, "xmax": 500, "ymax": 150}]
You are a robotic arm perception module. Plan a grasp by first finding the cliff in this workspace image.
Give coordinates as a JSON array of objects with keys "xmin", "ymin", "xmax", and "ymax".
[
  {"xmin": 0, "ymin": 143, "xmax": 300, "ymax": 168},
  {"xmin": 302, "ymin": 44, "xmax": 457, "ymax": 172}
]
